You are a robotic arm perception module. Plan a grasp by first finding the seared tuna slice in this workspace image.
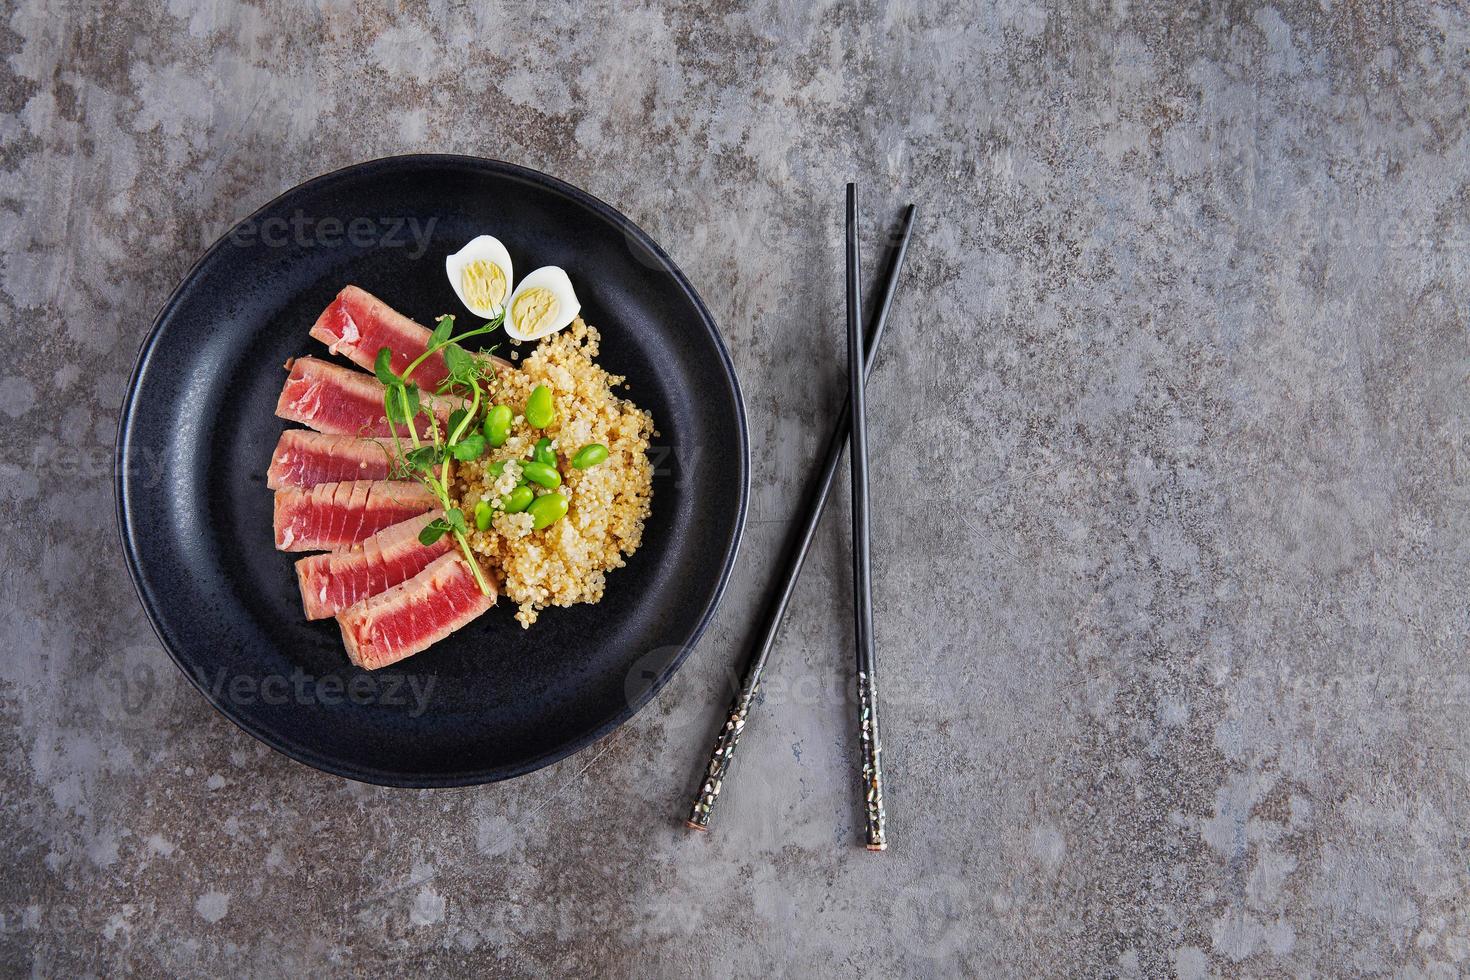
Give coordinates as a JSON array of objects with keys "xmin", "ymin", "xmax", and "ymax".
[
  {"xmin": 273, "ymin": 480, "xmax": 437, "ymax": 552},
  {"xmin": 294, "ymin": 511, "xmax": 454, "ymax": 619},
  {"xmin": 266, "ymin": 430, "xmax": 398, "ymax": 490},
  {"xmin": 275, "ymin": 357, "xmax": 457, "ymax": 438},
  {"xmin": 311, "ymin": 285, "xmax": 454, "ymax": 390},
  {"xmin": 310, "ymin": 285, "xmax": 512, "ymax": 387},
  {"xmin": 337, "ymin": 552, "xmax": 497, "ymax": 669}
]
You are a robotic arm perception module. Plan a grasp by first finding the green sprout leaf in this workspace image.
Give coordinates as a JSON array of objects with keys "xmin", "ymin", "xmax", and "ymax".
[
  {"xmin": 418, "ymin": 518, "xmax": 450, "ymax": 546},
  {"xmin": 443, "ymin": 343, "xmax": 477, "ymax": 383},
  {"xmin": 384, "ymin": 384, "xmax": 422, "ymax": 426},
  {"xmin": 405, "ymin": 383, "xmax": 421, "ymax": 417},
  {"xmin": 450, "ymin": 434, "xmax": 487, "ymax": 461},
  {"xmin": 444, "ymin": 508, "xmax": 467, "ymax": 534},
  {"xmin": 431, "ymin": 315, "xmax": 454, "ymax": 347},
  {"xmin": 385, "ymin": 384, "xmax": 418, "ymax": 425},
  {"xmin": 374, "ymin": 347, "xmax": 398, "ymax": 386},
  {"xmin": 404, "ymin": 445, "xmax": 443, "ymax": 471}
]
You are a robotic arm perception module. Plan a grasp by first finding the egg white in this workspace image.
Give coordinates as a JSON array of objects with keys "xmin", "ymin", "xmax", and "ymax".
[
  {"xmin": 503, "ymin": 266, "xmax": 581, "ymax": 341},
  {"xmin": 445, "ymin": 235, "xmax": 515, "ymax": 318}
]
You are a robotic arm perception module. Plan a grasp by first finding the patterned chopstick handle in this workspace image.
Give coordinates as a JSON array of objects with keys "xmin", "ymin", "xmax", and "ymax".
[
  {"xmin": 859, "ymin": 670, "xmax": 888, "ymax": 850},
  {"xmin": 686, "ymin": 682, "xmax": 758, "ymax": 830}
]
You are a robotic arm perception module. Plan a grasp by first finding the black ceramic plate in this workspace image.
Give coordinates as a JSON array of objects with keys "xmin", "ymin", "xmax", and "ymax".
[{"xmin": 116, "ymin": 156, "xmax": 747, "ymax": 786}]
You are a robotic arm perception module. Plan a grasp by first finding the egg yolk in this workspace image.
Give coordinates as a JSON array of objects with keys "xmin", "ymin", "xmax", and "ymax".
[
  {"xmin": 461, "ymin": 260, "xmax": 508, "ymax": 312},
  {"xmin": 512, "ymin": 287, "xmax": 560, "ymax": 337}
]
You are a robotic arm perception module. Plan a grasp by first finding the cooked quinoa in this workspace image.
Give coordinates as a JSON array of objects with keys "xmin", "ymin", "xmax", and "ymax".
[{"xmin": 453, "ymin": 318, "xmax": 654, "ymax": 627}]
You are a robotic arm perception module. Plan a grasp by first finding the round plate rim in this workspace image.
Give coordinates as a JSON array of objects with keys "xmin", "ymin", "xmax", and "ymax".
[{"xmin": 114, "ymin": 153, "xmax": 749, "ymax": 787}]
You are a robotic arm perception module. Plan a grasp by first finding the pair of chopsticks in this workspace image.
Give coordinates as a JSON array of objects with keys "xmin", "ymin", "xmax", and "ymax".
[{"xmin": 687, "ymin": 186, "xmax": 916, "ymax": 849}]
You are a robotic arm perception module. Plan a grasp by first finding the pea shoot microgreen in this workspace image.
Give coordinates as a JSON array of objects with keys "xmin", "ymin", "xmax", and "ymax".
[
  {"xmin": 417, "ymin": 507, "xmax": 467, "ymax": 546},
  {"xmin": 377, "ymin": 310, "xmax": 505, "ymax": 595},
  {"xmin": 450, "ymin": 434, "xmax": 487, "ymax": 461},
  {"xmin": 402, "ymin": 445, "xmax": 443, "ymax": 471}
]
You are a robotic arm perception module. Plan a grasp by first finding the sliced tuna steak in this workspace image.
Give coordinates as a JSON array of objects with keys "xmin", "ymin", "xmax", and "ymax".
[
  {"xmin": 273, "ymin": 480, "xmax": 438, "ymax": 552},
  {"xmin": 275, "ymin": 356, "xmax": 452, "ymax": 438},
  {"xmin": 294, "ymin": 511, "xmax": 454, "ymax": 619},
  {"xmin": 311, "ymin": 285, "xmax": 454, "ymax": 390},
  {"xmin": 310, "ymin": 285, "xmax": 513, "ymax": 387},
  {"xmin": 337, "ymin": 552, "xmax": 497, "ymax": 670},
  {"xmin": 267, "ymin": 430, "xmax": 398, "ymax": 489}
]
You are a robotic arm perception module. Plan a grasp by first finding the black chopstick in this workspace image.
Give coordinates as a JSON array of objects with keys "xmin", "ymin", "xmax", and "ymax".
[
  {"xmin": 845, "ymin": 182, "xmax": 887, "ymax": 851},
  {"xmin": 686, "ymin": 199, "xmax": 916, "ymax": 833}
]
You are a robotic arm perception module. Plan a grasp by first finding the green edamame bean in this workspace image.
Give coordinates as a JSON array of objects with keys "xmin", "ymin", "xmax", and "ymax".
[
  {"xmin": 474, "ymin": 499, "xmax": 494, "ymax": 531},
  {"xmin": 534, "ymin": 437, "xmax": 557, "ymax": 467},
  {"xmin": 483, "ymin": 404, "xmax": 513, "ymax": 447},
  {"xmin": 489, "ymin": 460, "xmax": 506, "ymax": 478},
  {"xmin": 502, "ymin": 485, "xmax": 535, "ymax": 513},
  {"xmin": 525, "ymin": 385, "xmax": 555, "ymax": 429},
  {"xmin": 520, "ymin": 460, "xmax": 562, "ymax": 489},
  {"xmin": 527, "ymin": 492, "xmax": 568, "ymax": 530},
  {"xmin": 571, "ymin": 443, "xmax": 609, "ymax": 469}
]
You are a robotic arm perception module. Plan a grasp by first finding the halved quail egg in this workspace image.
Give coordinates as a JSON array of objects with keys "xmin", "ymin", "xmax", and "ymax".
[
  {"xmin": 504, "ymin": 266, "xmax": 580, "ymax": 341},
  {"xmin": 446, "ymin": 235, "xmax": 514, "ymax": 318}
]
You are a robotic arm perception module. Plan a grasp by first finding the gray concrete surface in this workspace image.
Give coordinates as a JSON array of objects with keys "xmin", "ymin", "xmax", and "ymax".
[{"xmin": 3, "ymin": 0, "xmax": 1469, "ymax": 976}]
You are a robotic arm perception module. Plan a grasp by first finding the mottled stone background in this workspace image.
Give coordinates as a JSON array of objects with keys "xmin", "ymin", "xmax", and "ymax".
[{"xmin": 3, "ymin": 0, "xmax": 1470, "ymax": 976}]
